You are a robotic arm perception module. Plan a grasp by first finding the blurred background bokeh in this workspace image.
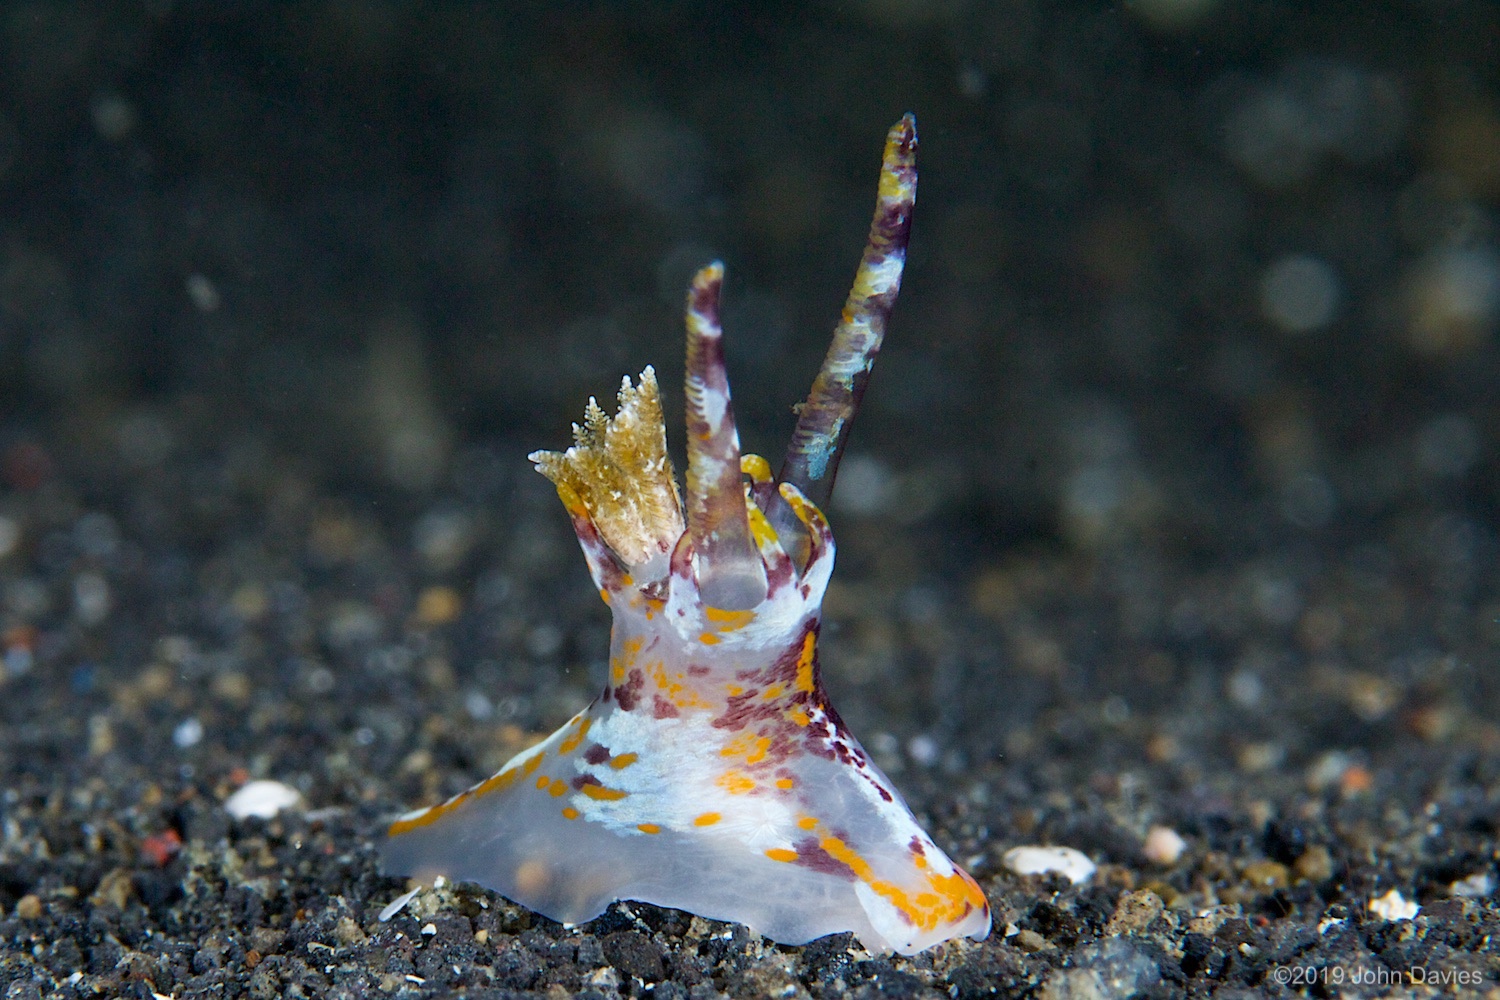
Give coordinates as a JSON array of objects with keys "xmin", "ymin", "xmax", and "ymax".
[
  {"xmin": 4, "ymin": 2, "xmax": 1498, "ymax": 533},
  {"xmin": 1, "ymin": 0, "xmax": 1498, "ymax": 785}
]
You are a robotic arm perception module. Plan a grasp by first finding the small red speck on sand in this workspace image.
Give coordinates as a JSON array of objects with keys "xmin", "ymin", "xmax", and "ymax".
[{"xmin": 140, "ymin": 829, "xmax": 183, "ymax": 867}]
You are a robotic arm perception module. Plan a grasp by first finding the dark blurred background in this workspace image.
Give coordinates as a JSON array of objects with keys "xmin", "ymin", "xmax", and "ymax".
[
  {"xmin": 0, "ymin": 1, "xmax": 1498, "ymax": 770},
  {"xmin": 2, "ymin": 0, "xmax": 1493, "ymax": 538}
]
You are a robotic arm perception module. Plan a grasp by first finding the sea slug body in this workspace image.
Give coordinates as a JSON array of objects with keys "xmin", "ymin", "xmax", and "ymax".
[{"xmin": 380, "ymin": 115, "xmax": 991, "ymax": 955}]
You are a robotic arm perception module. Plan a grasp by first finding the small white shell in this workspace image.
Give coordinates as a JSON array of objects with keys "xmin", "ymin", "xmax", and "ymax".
[
  {"xmin": 1142, "ymin": 825, "xmax": 1187, "ymax": 865},
  {"xmin": 378, "ymin": 886, "xmax": 422, "ymax": 923},
  {"xmin": 1367, "ymin": 888, "xmax": 1419, "ymax": 922},
  {"xmin": 1003, "ymin": 845, "xmax": 1097, "ymax": 885},
  {"xmin": 223, "ymin": 779, "xmax": 303, "ymax": 820}
]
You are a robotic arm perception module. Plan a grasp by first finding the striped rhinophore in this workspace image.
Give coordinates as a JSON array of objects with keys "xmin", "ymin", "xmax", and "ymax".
[
  {"xmin": 380, "ymin": 115, "xmax": 991, "ymax": 956},
  {"xmin": 771, "ymin": 113, "xmax": 918, "ymax": 564}
]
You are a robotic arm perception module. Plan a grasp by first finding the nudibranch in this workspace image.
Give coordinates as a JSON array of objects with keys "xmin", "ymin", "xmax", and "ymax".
[{"xmin": 381, "ymin": 115, "xmax": 991, "ymax": 955}]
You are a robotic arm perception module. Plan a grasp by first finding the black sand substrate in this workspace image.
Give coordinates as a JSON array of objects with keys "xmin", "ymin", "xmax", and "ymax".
[{"xmin": 3, "ymin": 4, "xmax": 1500, "ymax": 998}]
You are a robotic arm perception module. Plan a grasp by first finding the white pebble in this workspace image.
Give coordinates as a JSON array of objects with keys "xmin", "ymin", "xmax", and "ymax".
[
  {"xmin": 1003, "ymin": 845, "xmax": 1097, "ymax": 885},
  {"xmin": 1142, "ymin": 825, "xmax": 1188, "ymax": 865},
  {"xmin": 172, "ymin": 717, "xmax": 204, "ymax": 749},
  {"xmin": 1367, "ymin": 888, "xmax": 1419, "ymax": 922},
  {"xmin": 379, "ymin": 886, "xmax": 421, "ymax": 922},
  {"xmin": 1451, "ymin": 872, "xmax": 1494, "ymax": 898},
  {"xmin": 586, "ymin": 966, "xmax": 621, "ymax": 990},
  {"xmin": 223, "ymin": 779, "xmax": 303, "ymax": 820}
]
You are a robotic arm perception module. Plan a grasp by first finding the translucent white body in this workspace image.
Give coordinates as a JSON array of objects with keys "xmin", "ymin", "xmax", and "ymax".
[{"xmin": 381, "ymin": 487, "xmax": 990, "ymax": 954}]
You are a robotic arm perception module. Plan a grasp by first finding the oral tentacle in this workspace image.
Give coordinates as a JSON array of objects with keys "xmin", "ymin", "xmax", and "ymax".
[
  {"xmin": 683, "ymin": 262, "xmax": 769, "ymax": 610},
  {"xmin": 773, "ymin": 113, "xmax": 918, "ymax": 558}
]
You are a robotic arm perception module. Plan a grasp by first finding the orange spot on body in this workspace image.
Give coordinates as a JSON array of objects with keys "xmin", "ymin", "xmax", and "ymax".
[
  {"xmin": 787, "ymin": 706, "xmax": 810, "ymax": 727},
  {"xmin": 818, "ymin": 835, "xmax": 988, "ymax": 933},
  {"xmin": 717, "ymin": 771, "xmax": 755, "ymax": 795},
  {"xmin": 775, "ymin": 777, "xmax": 795, "ymax": 790},
  {"xmin": 699, "ymin": 633, "xmax": 720, "ymax": 645},
  {"xmin": 535, "ymin": 775, "xmax": 550, "ymax": 790},
  {"xmin": 720, "ymin": 732, "xmax": 754, "ymax": 758},
  {"xmin": 645, "ymin": 657, "xmax": 707, "ymax": 709},
  {"xmin": 389, "ymin": 761, "xmax": 526, "ymax": 836},
  {"xmin": 476, "ymin": 767, "xmax": 519, "ymax": 798},
  {"xmin": 765, "ymin": 848, "xmax": 798, "ymax": 863},
  {"xmin": 745, "ymin": 736, "xmax": 771, "ymax": 764},
  {"xmin": 638, "ymin": 823, "xmax": 661, "ymax": 834},
  {"xmin": 561, "ymin": 806, "xmax": 581, "ymax": 820},
  {"xmin": 558, "ymin": 718, "xmax": 592, "ymax": 755},
  {"xmin": 581, "ymin": 784, "xmax": 629, "ymax": 801},
  {"xmin": 705, "ymin": 607, "xmax": 756, "ymax": 631},
  {"xmin": 548, "ymin": 779, "xmax": 568, "ymax": 797},
  {"xmin": 794, "ymin": 631, "xmax": 817, "ymax": 693},
  {"xmin": 797, "ymin": 815, "xmax": 817, "ymax": 830},
  {"xmin": 609, "ymin": 752, "xmax": 639, "ymax": 770},
  {"xmin": 694, "ymin": 812, "xmax": 721, "ymax": 826}
]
